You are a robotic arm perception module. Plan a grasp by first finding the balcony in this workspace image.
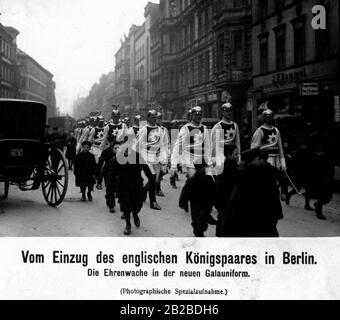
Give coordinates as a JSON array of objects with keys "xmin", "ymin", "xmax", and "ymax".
[
  {"xmin": 213, "ymin": 6, "xmax": 251, "ymax": 27},
  {"xmin": 132, "ymin": 79, "xmax": 144, "ymax": 89},
  {"xmin": 118, "ymin": 73, "xmax": 130, "ymax": 80},
  {"xmin": 159, "ymin": 91, "xmax": 177, "ymax": 101},
  {"xmin": 160, "ymin": 17, "xmax": 178, "ymax": 29},
  {"xmin": 213, "ymin": 70, "xmax": 251, "ymax": 87}
]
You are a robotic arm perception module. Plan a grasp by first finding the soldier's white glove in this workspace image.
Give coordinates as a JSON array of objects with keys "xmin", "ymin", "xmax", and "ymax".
[{"xmin": 280, "ymin": 157, "xmax": 287, "ymax": 171}]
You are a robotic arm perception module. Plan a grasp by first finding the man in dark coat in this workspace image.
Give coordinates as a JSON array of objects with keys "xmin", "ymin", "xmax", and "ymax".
[
  {"xmin": 214, "ymin": 144, "xmax": 240, "ymax": 237},
  {"xmin": 96, "ymin": 137, "xmax": 120, "ymax": 213},
  {"xmin": 179, "ymin": 162, "xmax": 216, "ymax": 237},
  {"xmin": 111, "ymin": 142, "xmax": 157, "ymax": 235},
  {"xmin": 220, "ymin": 148, "xmax": 284, "ymax": 237},
  {"xmin": 74, "ymin": 141, "xmax": 96, "ymax": 201}
]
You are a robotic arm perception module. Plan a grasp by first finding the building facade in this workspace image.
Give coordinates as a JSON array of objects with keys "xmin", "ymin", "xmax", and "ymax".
[
  {"xmin": 0, "ymin": 23, "xmax": 20, "ymax": 99},
  {"xmin": 149, "ymin": 3, "xmax": 162, "ymax": 114},
  {"xmin": 212, "ymin": 0, "xmax": 252, "ymax": 127},
  {"xmin": 17, "ymin": 49, "xmax": 56, "ymax": 118},
  {"xmin": 154, "ymin": 0, "xmax": 252, "ymax": 123},
  {"xmin": 131, "ymin": 23, "xmax": 148, "ymax": 113},
  {"xmin": 113, "ymin": 35, "xmax": 131, "ymax": 116},
  {"xmin": 252, "ymin": 0, "xmax": 340, "ymax": 129}
]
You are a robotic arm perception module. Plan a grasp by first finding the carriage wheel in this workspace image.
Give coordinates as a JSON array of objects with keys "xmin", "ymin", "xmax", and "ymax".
[{"xmin": 42, "ymin": 148, "xmax": 68, "ymax": 207}]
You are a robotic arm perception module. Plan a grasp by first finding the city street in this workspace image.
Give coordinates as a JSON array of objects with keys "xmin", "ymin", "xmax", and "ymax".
[{"xmin": 0, "ymin": 171, "xmax": 339, "ymax": 237}]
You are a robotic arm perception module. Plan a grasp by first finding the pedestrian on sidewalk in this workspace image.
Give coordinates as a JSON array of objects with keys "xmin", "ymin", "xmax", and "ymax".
[
  {"xmin": 96, "ymin": 136, "xmax": 120, "ymax": 213},
  {"xmin": 74, "ymin": 141, "xmax": 96, "ymax": 202}
]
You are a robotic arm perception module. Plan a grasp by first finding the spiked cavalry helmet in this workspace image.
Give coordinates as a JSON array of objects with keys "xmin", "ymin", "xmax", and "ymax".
[
  {"xmin": 111, "ymin": 104, "xmax": 120, "ymax": 117},
  {"xmin": 191, "ymin": 106, "xmax": 203, "ymax": 114},
  {"xmin": 221, "ymin": 102, "xmax": 232, "ymax": 111},
  {"xmin": 156, "ymin": 111, "xmax": 162, "ymax": 118},
  {"xmin": 262, "ymin": 109, "xmax": 274, "ymax": 117},
  {"xmin": 147, "ymin": 109, "xmax": 158, "ymax": 117}
]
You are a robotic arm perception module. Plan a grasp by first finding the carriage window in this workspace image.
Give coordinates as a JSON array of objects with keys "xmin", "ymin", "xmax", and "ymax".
[{"xmin": 0, "ymin": 101, "xmax": 46, "ymax": 140}]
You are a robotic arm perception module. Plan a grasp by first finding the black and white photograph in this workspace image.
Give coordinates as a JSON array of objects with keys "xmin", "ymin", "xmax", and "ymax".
[{"xmin": 0, "ymin": 0, "xmax": 340, "ymax": 302}]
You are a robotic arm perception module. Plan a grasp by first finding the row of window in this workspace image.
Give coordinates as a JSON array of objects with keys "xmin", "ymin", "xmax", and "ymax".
[
  {"xmin": 135, "ymin": 65, "xmax": 145, "ymax": 80},
  {"xmin": 151, "ymin": 53, "xmax": 161, "ymax": 72},
  {"xmin": 158, "ymin": 49, "xmax": 212, "ymax": 92},
  {"xmin": 116, "ymin": 64, "xmax": 130, "ymax": 78},
  {"xmin": 0, "ymin": 88, "xmax": 15, "ymax": 98},
  {"xmin": 173, "ymin": 0, "xmax": 244, "ymax": 15},
  {"xmin": 178, "ymin": 50, "xmax": 211, "ymax": 89},
  {"xmin": 259, "ymin": 20, "xmax": 330, "ymax": 74},
  {"xmin": 217, "ymin": 30, "xmax": 245, "ymax": 70},
  {"xmin": 214, "ymin": 0, "xmax": 247, "ymax": 12},
  {"xmin": 21, "ymin": 61, "xmax": 48, "ymax": 84},
  {"xmin": 135, "ymin": 44, "xmax": 145, "ymax": 63},
  {"xmin": 27, "ymin": 78, "xmax": 47, "ymax": 98},
  {"xmin": 0, "ymin": 64, "xmax": 15, "ymax": 83},
  {"xmin": 0, "ymin": 38, "xmax": 15, "ymax": 60},
  {"xmin": 115, "ymin": 81, "xmax": 130, "ymax": 95},
  {"xmin": 171, "ymin": 6, "xmax": 213, "ymax": 53},
  {"xmin": 257, "ymin": 0, "xmax": 287, "ymax": 21}
]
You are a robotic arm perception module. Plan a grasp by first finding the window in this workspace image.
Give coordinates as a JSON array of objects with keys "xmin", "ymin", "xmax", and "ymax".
[
  {"xmin": 169, "ymin": 33, "xmax": 175, "ymax": 53},
  {"xmin": 178, "ymin": 30, "xmax": 183, "ymax": 51},
  {"xmin": 275, "ymin": 27, "xmax": 286, "ymax": 70},
  {"xmin": 233, "ymin": 30, "xmax": 243, "ymax": 67},
  {"xmin": 197, "ymin": 13, "xmax": 202, "ymax": 38},
  {"xmin": 260, "ymin": 0, "xmax": 268, "ymax": 19},
  {"xmin": 184, "ymin": 62, "xmax": 188, "ymax": 87},
  {"xmin": 207, "ymin": 6, "xmax": 212, "ymax": 31},
  {"xmin": 293, "ymin": 20, "xmax": 305, "ymax": 65},
  {"xmin": 182, "ymin": 28, "xmax": 186, "ymax": 49},
  {"xmin": 198, "ymin": 54, "xmax": 204, "ymax": 84},
  {"xmin": 259, "ymin": 35, "xmax": 268, "ymax": 73},
  {"xmin": 201, "ymin": 11, "xmax": 206, "ymax": 35},
  {"xmin": 191, "ymin": 59, "xmax": 195, "ymax": 86},
  {"xmin": 217, "ymin": 33, "xmax": 225, "ymax": 71},
  {"xmin": 193, "ymin": 58, "xmax": 197, "ymax": 85},
  {"xmin": 205, "ymin": 51, "xmax": 210, "ymax": 82},
  {"xmin": 190, "ymin": 20, "xmax": 195, "ymax": 43},
  {"xmin": 233, "ymin": 0, "xmax": 244, "ymax": 8}
]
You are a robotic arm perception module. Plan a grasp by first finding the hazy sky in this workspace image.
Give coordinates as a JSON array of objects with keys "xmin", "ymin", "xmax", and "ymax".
[{"xmin": 0, "ymin": 0, "xmax": 154, "ymax": 115}]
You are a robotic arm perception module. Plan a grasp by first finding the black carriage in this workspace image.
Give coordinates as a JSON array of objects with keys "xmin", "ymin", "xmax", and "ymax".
[{"xmin": 0, "ymin": 99, "xmax": 68, "ymax": 206}]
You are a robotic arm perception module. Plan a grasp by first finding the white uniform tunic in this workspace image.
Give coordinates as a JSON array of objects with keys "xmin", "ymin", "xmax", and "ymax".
[
  {"xmin": 170, "ymin": 123, "xmax": 213, "ymax": 170},
  {"xmin": 136, "ymin": 124, "xmax": 168, "ymax": 166},
  {"xmin": 251, "ymin": 124, "xmax": 286, "ymax": 169},
  {"xmin": 211, "ymin": 120, "xmax": 240, "ymax": 174},
  {"xmin": 89, "ymin": 126, "xmax": 104, "ymax": 159},
  {"xmin": 99, "ymin": 121, "xmax": 128, "ymax": 150}
]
